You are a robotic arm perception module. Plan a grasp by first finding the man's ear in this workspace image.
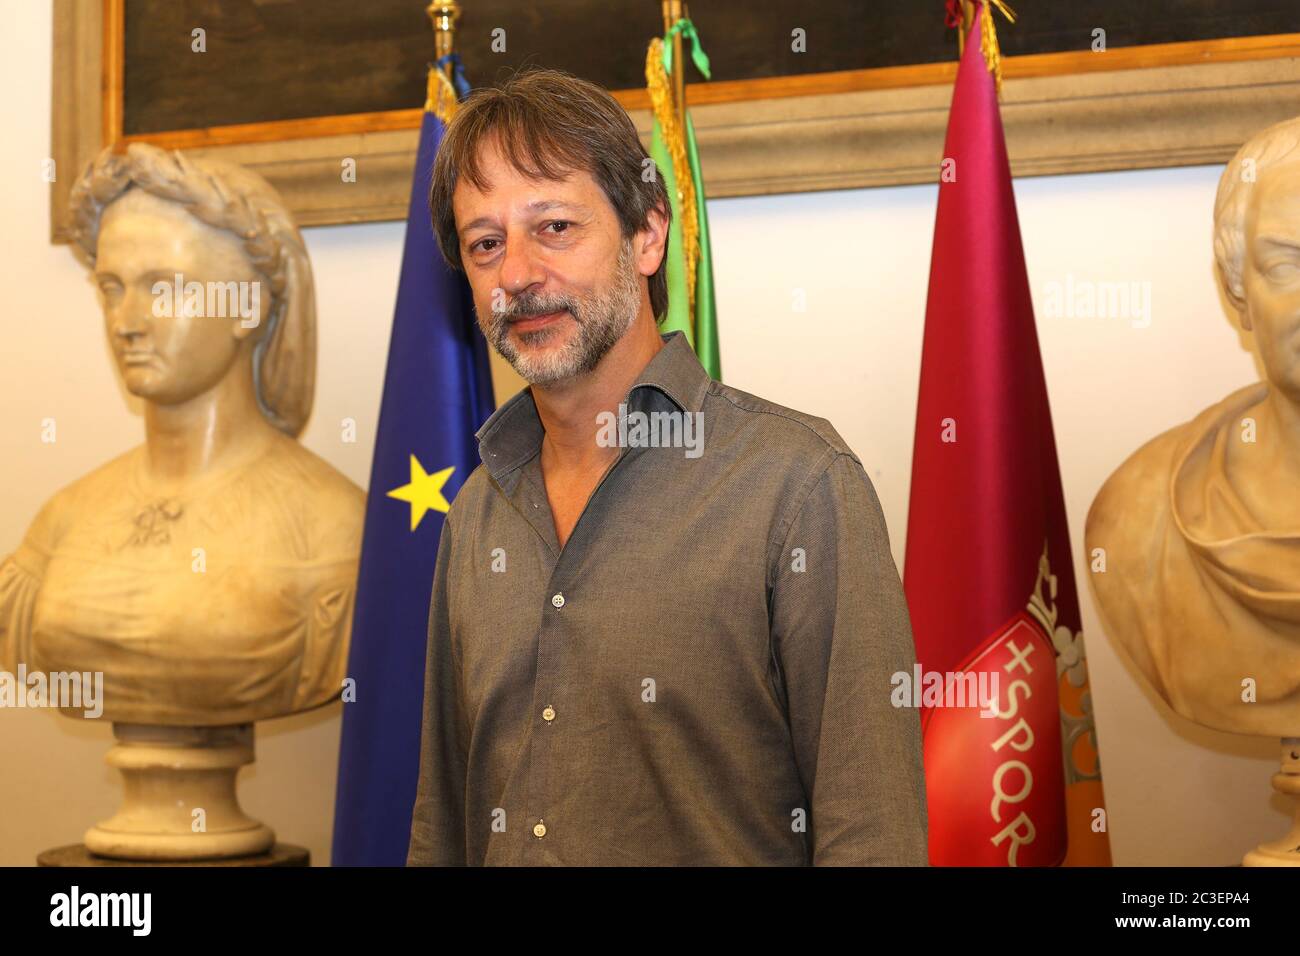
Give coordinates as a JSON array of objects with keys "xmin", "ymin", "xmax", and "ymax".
[{"xmin": 634, "ymin": 200, "xmax": 670, "ymax": 278}]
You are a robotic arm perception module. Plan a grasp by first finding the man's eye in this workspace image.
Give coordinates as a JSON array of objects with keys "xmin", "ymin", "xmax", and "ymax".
[
  {"xmin": 473, "ymin": 239, "xmax": 499, "ymax": 254},
  {"xmin": 1266, "ymin": 261, "xmax": 1299, "ymax": 280},
  {"xmin": 545, "ymin": 221, "xmax": 570, "ymax": 235}
]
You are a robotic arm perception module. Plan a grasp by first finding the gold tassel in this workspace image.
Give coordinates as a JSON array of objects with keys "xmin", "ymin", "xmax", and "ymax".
[
  {"xmin": 646, "ymin": 37, "xmax": 698, "ymax": 319},
  {"xmin": 425, "ymin": 65, "xmax": 459, "ymax": 124},
  {"xmin": 957, "ymin": 0, "xmax": 1017, "ymax": 97},
  {"xmin": 982, "ymin": 0, "xmax": 1016, "ymax": 97}
]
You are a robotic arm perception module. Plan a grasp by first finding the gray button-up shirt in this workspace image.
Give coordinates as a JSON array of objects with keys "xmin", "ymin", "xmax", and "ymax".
[{"xmin": 407, "ymin": 331, "xmax": 928, "ymax": 866}]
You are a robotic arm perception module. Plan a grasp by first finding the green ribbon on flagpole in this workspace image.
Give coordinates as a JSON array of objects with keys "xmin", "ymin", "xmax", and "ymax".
[{"xmin": 662, "ymin": 18, "xmax": 711, "ymax": 80}]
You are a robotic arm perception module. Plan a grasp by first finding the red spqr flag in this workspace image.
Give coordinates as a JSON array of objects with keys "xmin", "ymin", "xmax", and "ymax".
[{"xmin": 903, "ymin": 1, "xmax": 1111, "ymax": 867}]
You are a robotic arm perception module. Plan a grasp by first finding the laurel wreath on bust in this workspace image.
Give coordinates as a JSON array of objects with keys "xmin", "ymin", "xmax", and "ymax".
[
  {"xmin": 66, "ymin": 142, "xmax": 316, "ymax": 436},
  {"xmin": 68, "ymin": 145, "xmax": 291, "ymax": 310}
]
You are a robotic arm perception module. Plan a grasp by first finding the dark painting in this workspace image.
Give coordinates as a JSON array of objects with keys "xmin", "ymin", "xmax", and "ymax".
[{"xmin": 122, "ymin": 0, "xmax": 1300, "ymax": 136}]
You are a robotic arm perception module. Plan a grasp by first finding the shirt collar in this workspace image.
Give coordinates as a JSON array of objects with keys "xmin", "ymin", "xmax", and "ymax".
[{"xmin": 475, "ymin": 330, "xmax": 711, "ymax": 484}]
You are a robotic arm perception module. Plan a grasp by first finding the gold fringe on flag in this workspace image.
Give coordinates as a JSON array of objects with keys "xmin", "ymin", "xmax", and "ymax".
[
  {"xmin": 646, "ymin": 36, "xmax": 699, "ymax": 318},
  {"xmin": 956, "ymin": 0, "xmax": 1017, "ymax": 97},
  {"xmin": 425, "ymin": 64, "xmax": 460, "ymax": 124}
]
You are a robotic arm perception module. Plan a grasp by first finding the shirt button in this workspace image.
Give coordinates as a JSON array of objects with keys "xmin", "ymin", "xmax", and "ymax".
[
  {"xmin": 533, "ymin": 820, "xmax": 547, "ymax": 839},
  {"xmin": 551, "ymin": 592, "xmax": 565, "ymax": 609},
  {"xmin": 542, "ymin": 705, "xmax": 556, "ymax": 722}
]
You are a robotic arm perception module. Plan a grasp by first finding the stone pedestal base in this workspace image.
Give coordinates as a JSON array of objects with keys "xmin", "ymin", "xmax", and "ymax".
[
  {"xmin": 1243, "ymin": 737, "xmax": 1300, "ymax": 867},
  {"xmin": 82, "ymin": 723, "xmax": 275, "ymax": 862},
  {"xmin": 38, "ymin": 843, "xmax": 308, "ymax": 867}
]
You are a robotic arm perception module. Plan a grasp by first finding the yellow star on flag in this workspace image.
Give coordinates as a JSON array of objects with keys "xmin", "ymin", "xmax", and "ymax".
[{"xmin": 386, "ymin": 455, "xmax": 455, "ymax": 531}]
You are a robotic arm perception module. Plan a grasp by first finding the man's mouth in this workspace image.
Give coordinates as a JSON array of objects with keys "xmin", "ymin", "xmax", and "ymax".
[
  {"xmin": 121, "ymin": 351, "xmax": 154, "ymax": 366},
  {"xmin": 508, "ymin": 309, "xmax": 568, "ymax": 334}
]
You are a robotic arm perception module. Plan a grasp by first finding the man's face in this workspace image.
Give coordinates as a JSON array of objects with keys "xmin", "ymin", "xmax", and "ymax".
[
  {"xmin": 1244, "ymin": 162, "xmax": 1300, "ymax": 403},
  {"xmin": 452, "ymin": 138, "xmax": 648, "ymax": 386}
]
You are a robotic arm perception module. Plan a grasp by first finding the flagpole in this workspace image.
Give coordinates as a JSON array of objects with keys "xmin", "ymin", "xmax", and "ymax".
[
  {"xmin": 661, "ymin": 0, "xmax": 686, "ymax": 121},
  {"xmin": 425, "ymin": 1, "xmax": 463, "ymax": 120},
  {"xmin": 956, "ymin": 0, "xmax": 974, "ymax": 56},
  {"xmin": 427, "ymin": 0, "xmax": 462, "ymax": 80}
]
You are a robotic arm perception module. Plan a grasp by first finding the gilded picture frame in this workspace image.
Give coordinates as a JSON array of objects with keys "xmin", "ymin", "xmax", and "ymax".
[{"xmin": 50, "ymin": 0, "xmax": 1300, "ymax": 242}]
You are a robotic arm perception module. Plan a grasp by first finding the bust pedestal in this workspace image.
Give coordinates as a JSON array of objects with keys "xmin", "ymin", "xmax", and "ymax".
[
  {"xmin": 1243, "ymin": 738, "xmax": 1300, "ymax": 867},
  {"xmin": 38, "ymin": 843, "xmax": 309, "ymax": 867},
  {"xmin": 80, "ymin": 723, "xmax": 275, "ymax": 861}
]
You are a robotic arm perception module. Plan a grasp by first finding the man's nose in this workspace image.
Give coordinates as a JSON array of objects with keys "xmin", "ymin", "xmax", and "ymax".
[{"xmin": 496, "ymin": 237, "xmax": 546, "ymax": 297}]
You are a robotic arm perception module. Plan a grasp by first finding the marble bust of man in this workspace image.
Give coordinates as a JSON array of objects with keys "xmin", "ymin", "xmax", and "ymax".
[
  {"xmin": 0, "ymin": 143, "xmax": 364, "ymax": 728},
  {"xmin": 1086, "ymin": 117, "xmax": 1300, "ymax": 739}
]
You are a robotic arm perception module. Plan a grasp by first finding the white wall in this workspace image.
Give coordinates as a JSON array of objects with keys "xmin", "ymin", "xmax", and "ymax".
[{"xmin": 0, "ymin": 0, "xmax": 1286, "ymax": 866}]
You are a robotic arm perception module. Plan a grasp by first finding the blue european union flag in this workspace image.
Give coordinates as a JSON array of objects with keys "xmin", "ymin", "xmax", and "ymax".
[{"xmin": 331, "ymin": 93, "xmax": 494, "ymax": 866}]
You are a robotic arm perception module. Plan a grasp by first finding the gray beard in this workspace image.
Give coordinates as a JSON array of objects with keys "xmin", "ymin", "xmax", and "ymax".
[{"xmin": 482, "ymin": 240, "xmax": 643, "ymax": 387}]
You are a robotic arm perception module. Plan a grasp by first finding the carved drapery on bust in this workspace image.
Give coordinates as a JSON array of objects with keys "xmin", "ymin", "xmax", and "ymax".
[
  {"xmin": 1087, "ymin": 117, "xmax": 1300, "ymax": 738},
  {"xmin": 1088, "ymin": 381, "xmax": 1300, "ymax": 735},
  {"xmin": 2, "ymin": 432, "xmax": 361, "ymax": 724},
  {"xmin": 0, "ymin": 143, "xmax": 364, "ymax": 727}
]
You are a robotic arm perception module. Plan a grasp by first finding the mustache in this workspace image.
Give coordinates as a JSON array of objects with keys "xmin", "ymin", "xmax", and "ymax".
[{"xmin": 495, "ymin": 292, "xmax": 580, "ymax": 323}]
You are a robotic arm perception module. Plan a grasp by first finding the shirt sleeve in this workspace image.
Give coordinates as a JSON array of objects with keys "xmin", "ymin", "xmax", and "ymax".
[
  {"xmin": 407, "ymin": 518, "xmax": 470, "ymax": 866},
  {"xmin": 769, "ymin": 451, "xmax": 929, "ymax": 866}
]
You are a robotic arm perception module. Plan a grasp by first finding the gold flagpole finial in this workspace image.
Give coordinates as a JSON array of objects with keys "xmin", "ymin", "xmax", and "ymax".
[
  {"xmin": 425, "ymin": 1, "xmax": 463, "ymax": 121},
  {"xmin": 427, "ymin": 1, "xmax": 462, "ymax": 61}
]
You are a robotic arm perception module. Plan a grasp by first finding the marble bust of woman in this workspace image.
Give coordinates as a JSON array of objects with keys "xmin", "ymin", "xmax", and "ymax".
[{"xmin": 0, "ymin": 143, "xmax": 364, "ymax": 859}]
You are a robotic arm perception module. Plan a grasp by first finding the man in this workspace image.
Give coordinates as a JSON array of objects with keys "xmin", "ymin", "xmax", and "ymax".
[{"xmin": 407, "ymin": 69, "xmax": 928, "ymax": 866}]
